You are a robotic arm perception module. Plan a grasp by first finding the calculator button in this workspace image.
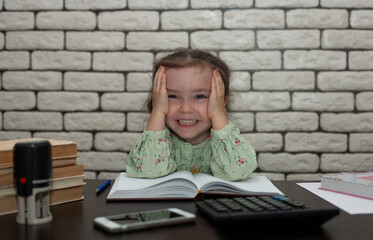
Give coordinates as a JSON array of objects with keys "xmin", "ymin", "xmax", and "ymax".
[{"xmin": 283, "ymin": 200, "xmax": 305, "ymax": 208}]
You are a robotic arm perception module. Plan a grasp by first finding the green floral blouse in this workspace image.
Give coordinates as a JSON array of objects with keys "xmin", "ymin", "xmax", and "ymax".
[{"xmin": 125, "ymin": 121, "xmax": 257, "ymax": 181}]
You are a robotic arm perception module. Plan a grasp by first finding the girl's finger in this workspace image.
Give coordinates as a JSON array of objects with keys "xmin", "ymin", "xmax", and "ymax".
[
  {"xmin": 211, "ymin": 70, "xmax": 217, "ymax": 94},
  {"xmin": 215, "ymin": 70, "xmax": 224, "ymax": 95},
  {"xmin": 154, "ymin": 66, "xmax": 164, "ymax": 91},
  {"xmin": 160, "ymin": 68, "xmax": 167, "ymax": 91}
]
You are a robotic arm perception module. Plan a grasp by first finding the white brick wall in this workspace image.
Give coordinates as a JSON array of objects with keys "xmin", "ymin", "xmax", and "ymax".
[{"xmin": 1, "ymin": 0, "xmax": 373, "ymax": 181}]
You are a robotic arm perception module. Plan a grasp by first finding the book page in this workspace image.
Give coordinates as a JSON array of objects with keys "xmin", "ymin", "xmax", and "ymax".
[
  {"xmin": 193, "ymin": 173, "xmax": 284, "ymax": 196},
  {"xmin": 115, "ymin": 170, "xmax": 195, "ymax": 191},
  {"xmin": 107, "ymin": 170, "xmax": 199, "ymax": 199}
]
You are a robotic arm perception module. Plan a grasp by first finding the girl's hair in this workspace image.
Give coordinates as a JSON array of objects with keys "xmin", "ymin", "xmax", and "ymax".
[{"xmin": 147, "ymin": 48, "xmax": 230, "ymax": 112}]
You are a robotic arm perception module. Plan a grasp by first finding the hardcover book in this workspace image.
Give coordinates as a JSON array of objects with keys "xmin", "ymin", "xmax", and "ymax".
[
  {"xmin": 0, "ymin": 185, "xmax": 84, "ymax": 216},
  {"xmin": 0, "ymin": 138, "xmax": 78, "ymax": 167},
  {"xmin": 320, "ymin": 172, "xmax": 373, "ymax": 200}
]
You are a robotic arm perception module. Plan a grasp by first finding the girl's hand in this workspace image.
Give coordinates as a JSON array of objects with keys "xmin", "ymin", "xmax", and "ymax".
[
  {"xmin": 146, "ymin": 66, "xmax": 168, "ymax": 131},
  {"xmin": 208, "ymin": 70, "xmax": 229, "ymax": 130},
  {"xmin": 151, "ymin": 66, "xmax": 168, "ymax": 116}
]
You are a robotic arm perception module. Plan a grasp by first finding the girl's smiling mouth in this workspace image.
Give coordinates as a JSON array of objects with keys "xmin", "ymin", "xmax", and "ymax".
[{"xmin": 177, "ymin": 119, "xmax": 198, "ymax": 126}]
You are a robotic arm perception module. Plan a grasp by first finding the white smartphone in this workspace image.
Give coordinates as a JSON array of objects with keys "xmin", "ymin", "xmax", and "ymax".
[{"xmin": 93, "ymin": 208, "xmax": 195, "ymax": 233}]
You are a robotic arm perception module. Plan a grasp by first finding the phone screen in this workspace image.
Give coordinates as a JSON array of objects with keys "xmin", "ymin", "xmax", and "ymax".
[{"xmin": 109, "ymin": 209, "xmax": 183, "ymax": 225}]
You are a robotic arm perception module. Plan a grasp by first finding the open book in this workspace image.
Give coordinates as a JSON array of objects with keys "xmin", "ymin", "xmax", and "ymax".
[{"xmin": 107, "ymin": 170, "xmax": 284, "ymax": 200}]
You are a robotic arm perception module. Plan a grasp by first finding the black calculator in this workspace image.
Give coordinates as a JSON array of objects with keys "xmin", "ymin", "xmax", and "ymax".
[{"xmin": 196, "ymin": 196, "xmax": 339, "ymax": 227}]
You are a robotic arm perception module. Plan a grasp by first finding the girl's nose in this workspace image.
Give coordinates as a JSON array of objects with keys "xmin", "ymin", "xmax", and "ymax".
[{"xmin": 179, "ymin": 101, "xmax": 194, "ymax": 113}]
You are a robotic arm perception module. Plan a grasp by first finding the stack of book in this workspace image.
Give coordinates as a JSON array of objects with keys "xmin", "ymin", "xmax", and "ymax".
[{"xmin": 0, "ymin": 138, "xmax": 85, "ymax": 216}]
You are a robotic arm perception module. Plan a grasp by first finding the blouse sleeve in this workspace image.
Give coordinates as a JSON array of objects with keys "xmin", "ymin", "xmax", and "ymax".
[
  {"xmin": 125, "ymin": 128, "xmax": 177, "ymax": 178},
  {"xmin": 210, "ymin": 121, "xmax": 258, "ymax": 181}
]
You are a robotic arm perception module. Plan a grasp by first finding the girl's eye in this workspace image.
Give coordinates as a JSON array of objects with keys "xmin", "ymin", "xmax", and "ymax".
[
  {"xmin": 196, "ymin": 95, "xmax": 208, "ymax": 99},
  {"xmin": 168, "ymin": 95, "xmax": 178, "ymax": 99}
]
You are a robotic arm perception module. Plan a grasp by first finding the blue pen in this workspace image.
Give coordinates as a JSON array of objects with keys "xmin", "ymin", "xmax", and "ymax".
[{"xmin": 96, "ymin": 179, "xmax": 111, "ymax": 194}]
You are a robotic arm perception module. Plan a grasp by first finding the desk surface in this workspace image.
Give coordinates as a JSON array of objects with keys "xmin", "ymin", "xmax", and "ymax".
[{"xmin": 1, "ymin": 180, "xmax": 372, "ymax": 240}]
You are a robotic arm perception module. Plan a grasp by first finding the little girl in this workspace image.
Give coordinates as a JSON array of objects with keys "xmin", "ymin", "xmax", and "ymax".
[{"xmin": 126, "ymin": 49, "xmax": 257, "ymax": 181}]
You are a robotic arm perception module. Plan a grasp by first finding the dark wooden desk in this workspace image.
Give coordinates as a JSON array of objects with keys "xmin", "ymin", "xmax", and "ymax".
[{"xmin": 1, "ymin": 180, "xmax": 372, "ymax": 240}]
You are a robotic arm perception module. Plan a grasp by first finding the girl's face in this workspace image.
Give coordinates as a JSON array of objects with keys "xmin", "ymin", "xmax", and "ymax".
[{"xmin": 165, "ymin": 66, "xmax": 213, "ymax": 145}]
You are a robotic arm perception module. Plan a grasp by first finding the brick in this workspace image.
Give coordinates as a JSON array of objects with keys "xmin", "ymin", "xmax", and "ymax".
[
  {"xmin": 286, "ymin": 174, "xmax": 321, "ymax": 181},
  {"xmin": 191, "ymin": 30, "xmax": 255, "ymax": 50},
  {"xmin": 65, "ymin": 112, "xmax": 125, "ymax": 131},
  {"xmin": 253, "ymin": 71, "xmax": 315, "ymax": 90},
  {"xmin": 350, "ymin": 134, "xmax": 373, "ymax": 152},
  {"xmin": 321, "ymin": 113, "xmax": 373, "ymax": 132},
  {"xmin": 98, "ymin": 172, "xmax": 120, "ymax": 180},
  {"xmin": 4, "ymin": 112, "xmax": 62, "ymax": 130},
  {"xmin": 323, "ymin": 30, "xmax": 373, "ymax": 49},
  {"xmin": 285, "ymin": 133, "xmax": 347, "ymax": 152},
  {"xmin": 229, "ymin": 92, "xmax": 290, "ymax": 111},
  {"xmin": 77, "ymin": 152, "xmax": 127, "ymax": 171},
  {"xmin": 241, "ymin": 133, "xmax": 283, "ymax": 152},
  {"xmin": 258, "ymin": 153, "xmax": 319, "ymax": 172},
  {"xmin": 95, "ymin": 132, "xmax": 142, "ymax": 151},
  {"xmin": 66, "ymin": 32, "xmax": 125, "ymax": 51},
  {"xmin": 318, "ymin": 72, "xmax": 373, "ymax": 91},
  {"xmin": 227, "ymin": 112, "xmax": 254, "ymax": 132},
  {"xmin": 129, "ymin": 0, "xmax": 188, "ymax": 9},
  {"xmin": 0, "ymin": 12, "xmax": 34, "ymax": 30},
  {"xmin": 66, "ymin": 0, "xmax": 126, "ymax": 10},
  {"xmin": 84, "ymin": 171, "xmax": 97, "ymax": 179},
  {"xmin": 3, "ymin": 71, "xmax": 62, "ymax": 90},
  {"xmin": 192, "ymin": 0, "xmax": 253, "ymax": 8},
  {"xmin": 127, "ymin": 32, "xmax": 188, "ymax": 50},
  {"xmin": 64, "ymin": 72, "xmax": 125, "ymax": 92},
  {"xmin": 127, "ymin": 112, "xmax": 150, "ymax": 132},
  {"xmin": 321, "ymin": 154, "xmax": 373, "ymax": 172},
  {"xmin": 0, "ymin": 131, "xmax": 32, "ymax": 140},
  {"xmin": 126, "ymin": 73, "xmax": 152, "ymax": 92},
  {"xmin": 93, "ymin": 52, "xmax": 153, "ymax": 71},
  {"xmin": 284, "ymin": 50, "xmax": 346, "ymax": 70},
  {"xmin": 356, "ymin": 92, "xmax": 373, "ymax": 111},
  {"xmin": 37, "ymin": 11, "xmax": 96, "ymax": 30},
  {"xmin": 0, "ymin": 51, "xmax": 30, "ymax": 70},
  {"xmin": 32, "ymin": 51, "xmax": 91, "ymax": 70},
  {"xmin": 225, "ymin": 10, "xmax": 284, "ymax": 29},
  {"xmin": 101, "ymin": 93, "xmax": 149, "ymax": 111},
  {"xmin": 0, "ymin": 92, "xmax": 35, "ymax": 110},
  {"xmin": 256, "ymin": 0, "xmax": 318, "ymax": 8},
  {"xmin": 33, "ymin": 131, "xmax": 93, "ymax": 151},
  {"xmin": 98, "ymin": 11, "xmax": 159, "ymax": 30},
  {"xmin": 287, "ymin": 9, "xmax": 348, "ymax": 28},
  {"xmin": 230, "ymin": 72, "xmax": 251, "ymax": 91},
  {"xmin": 37, "ymin": 92, "xmax": 99, "ymax": 111},
  {"xmin": 251, "ymin": 172, "xmax": 285, "ymax": 181},
  {"xmin": 321, "ymin": 0, "xmax": 373, "ymax": 8},
  {"xmin": 351, "ymin": 10, "xmax": 373, "ymax": 28},
  {"xmin": 162, "ymin": 10, "xmax": 222, "ymax": 30},
  {"xmin": 258, "ymin": 30, "xmax": 319, "ymax": 49},
  {"xmin": 155, "ymin": 52, "xmax": 175, "ymax": 61},
  {"xmin": 5, "ymin": 0, "xmax": 63, "ymax": 10},
  {"xmin": 256, "ymin": 112, "xmax": 318, "ymax": 132},
  {"xmin": 292, "ymin": 92, "xmax": 354, "ymax": 111},
  {"xmin": 6, "ymin": 31, "xmax": 64, "ymax": 50},
  {"xmin": 220, "ymin": 51, "xmax": 281, "ymax": 70},
  {"xmin": 349, "ymin": 51, "xmax": 373, "ymax": 70},
  {"xmin": 0, "ymin": 33, "xmax": 4, "ymax": 49}
]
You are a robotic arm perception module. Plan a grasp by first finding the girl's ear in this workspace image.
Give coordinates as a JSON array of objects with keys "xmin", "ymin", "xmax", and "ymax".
[{"xmin": 224, "ymin": 96, "xmax": 229, "ymax": 107}]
